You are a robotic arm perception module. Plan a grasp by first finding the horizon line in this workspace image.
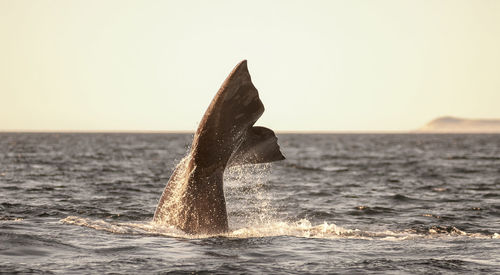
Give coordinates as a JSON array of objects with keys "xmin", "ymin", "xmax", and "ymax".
[{"xmin": 1, "ymin": 129, "xmax": 499, "ymax": 134}]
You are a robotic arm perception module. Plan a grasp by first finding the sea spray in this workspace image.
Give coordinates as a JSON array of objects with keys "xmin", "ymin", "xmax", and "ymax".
[
  {"xmin": 224, "ymin": 163, "xmax": 276, "ymax": 229},
  {"xmin": 152, "ymin": 156, "xmax": 191, "ymax": 226}
]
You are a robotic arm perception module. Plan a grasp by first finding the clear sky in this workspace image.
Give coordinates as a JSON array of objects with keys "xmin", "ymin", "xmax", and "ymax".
[{"xmin": 1, "ymin": 0, "xmax": 499, "ymax": 132}]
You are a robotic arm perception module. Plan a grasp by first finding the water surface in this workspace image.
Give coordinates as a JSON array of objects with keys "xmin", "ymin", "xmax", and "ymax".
[{"xmin": 1, "ymin": 133, "xmax": 499, "ymax": 274}]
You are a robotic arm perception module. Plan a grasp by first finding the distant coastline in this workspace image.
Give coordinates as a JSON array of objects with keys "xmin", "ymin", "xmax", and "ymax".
[{"xmin": 417, "ymin": 116, "xmax": 500, "ymax": 133}]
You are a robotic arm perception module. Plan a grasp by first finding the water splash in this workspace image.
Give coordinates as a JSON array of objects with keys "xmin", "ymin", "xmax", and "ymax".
[
  {"xmin": 224, "ymin": 163, "xmax": 276, "ymax": 229},
  {"xmin": 60, "ymin": 216, "xmax": 499, "ymax": 240},
  {"xmin": 152, "ymin": 156, "xmax": 190, "ymax": 226}
]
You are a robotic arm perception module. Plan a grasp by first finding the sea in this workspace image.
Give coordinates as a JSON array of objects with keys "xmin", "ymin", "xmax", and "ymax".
[{"xmin": 0, "ymin": 133, "xmax": 499, "ymax": 274}]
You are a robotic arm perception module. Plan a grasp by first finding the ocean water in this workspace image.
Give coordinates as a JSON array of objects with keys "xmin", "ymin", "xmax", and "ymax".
[{"xmin": 0, "ymin": 133, "xmax": 499, "ymax": 274}]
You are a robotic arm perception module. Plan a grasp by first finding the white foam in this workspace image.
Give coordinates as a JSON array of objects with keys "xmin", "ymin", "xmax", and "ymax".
[{"xmin": 60, "ymin": 216, "xmax": 498, "ymax": 240}]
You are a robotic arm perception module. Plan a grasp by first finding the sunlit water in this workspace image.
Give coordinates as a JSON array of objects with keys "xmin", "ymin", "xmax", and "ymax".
[{"xmin": 1, "ymin": 133, "xmax": 499, "ymax": 274}]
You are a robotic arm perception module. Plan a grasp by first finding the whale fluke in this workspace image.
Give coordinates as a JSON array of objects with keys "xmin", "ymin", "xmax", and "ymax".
[{"xmin": 153, "ymin": 60, "xmax": 285, "ymax": 234}]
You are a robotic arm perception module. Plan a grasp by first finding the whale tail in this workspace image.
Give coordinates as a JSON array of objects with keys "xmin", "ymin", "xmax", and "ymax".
[
  {"xmin": 228, "ymin": 126, "xmax": 285, "ymax": 166},
  {"xmin": 154, "ymin": 60, "xmax": 284, "ymax": 234},
  {"xmin": 190, "ymin": 60, "xmax": 285, "ymax": 169}
]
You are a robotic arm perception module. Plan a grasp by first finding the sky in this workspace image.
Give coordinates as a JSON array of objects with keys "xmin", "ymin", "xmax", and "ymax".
[{"xmin": 1, "ymin": 0, "xmax": 499, "ymax": 132}]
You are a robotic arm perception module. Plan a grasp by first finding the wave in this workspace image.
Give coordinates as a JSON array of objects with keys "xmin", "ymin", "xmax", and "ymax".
[
  {"xmin": 284, "ymin": 163, "xmax": 349, "ymax": 172},
  {"xmin": 60, "ymin": 216, "xmax": 499, "ymax": 240}
]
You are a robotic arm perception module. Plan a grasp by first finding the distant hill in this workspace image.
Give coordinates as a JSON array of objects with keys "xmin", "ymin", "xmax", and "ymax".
[{"xmin": 417, "ymin": 116, "xmax": 500, "ymax": 133}]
